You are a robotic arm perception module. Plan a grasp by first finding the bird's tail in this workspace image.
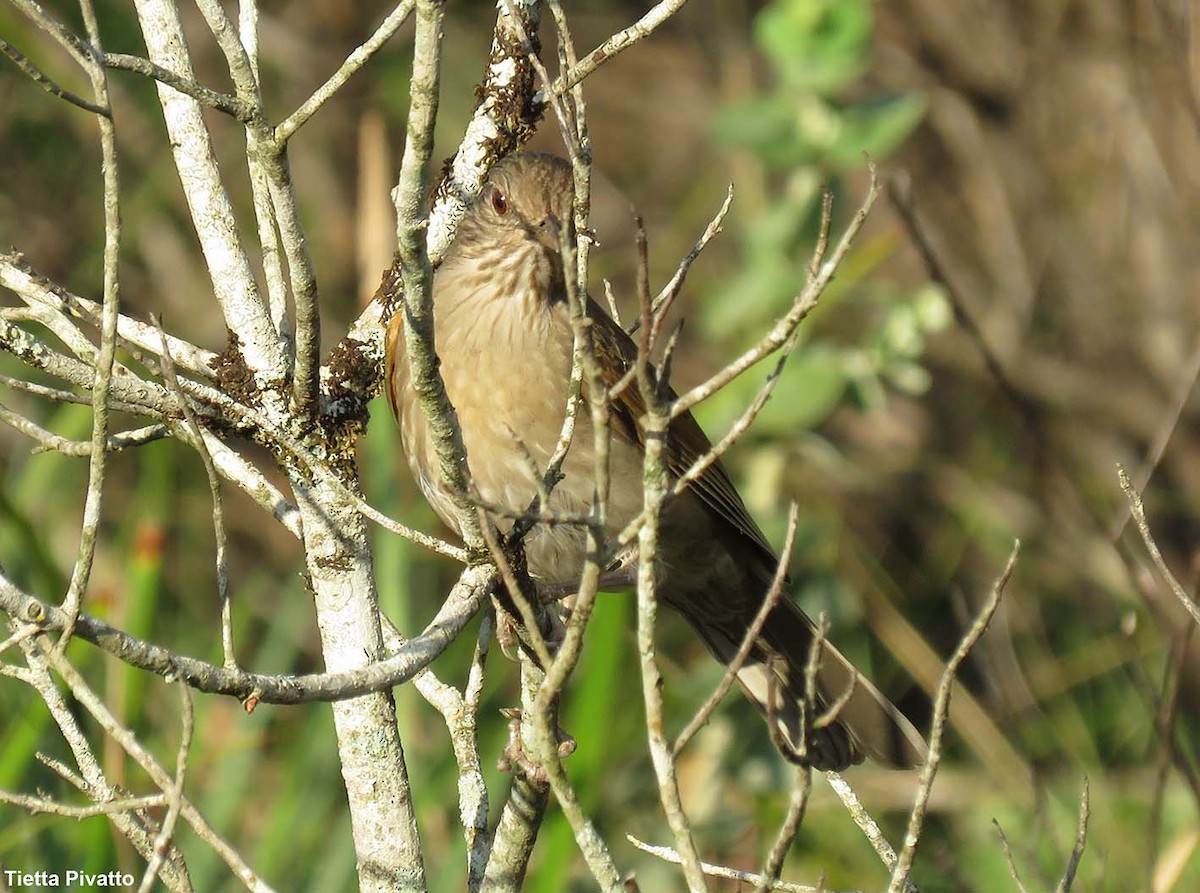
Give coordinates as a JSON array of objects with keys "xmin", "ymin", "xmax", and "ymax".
[{"xmin": 680, "ymin": 593, "xmax": 927, "ymax": 771}]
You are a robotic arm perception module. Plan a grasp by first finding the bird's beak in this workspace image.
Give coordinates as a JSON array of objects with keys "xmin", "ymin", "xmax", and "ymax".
[{"xmin": 535, "ymin": 212, "xmax": 563, "ymax": 253}]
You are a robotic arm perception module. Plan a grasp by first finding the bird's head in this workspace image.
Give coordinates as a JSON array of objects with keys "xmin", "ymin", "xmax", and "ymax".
[{"xmin": 443, "ymin": 153, "xmax": 575, "ymax": 282}]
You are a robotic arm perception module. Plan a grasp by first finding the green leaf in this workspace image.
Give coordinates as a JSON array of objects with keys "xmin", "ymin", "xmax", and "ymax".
[
  {"xmin": 755, "ymin": 0, "xmax": 872, "ymax": 93},
  {"xmin": 824, "ymin": 93, "xmax": 927, "ymax": 166},
  {"xmin": 712, "ymin": 95, "xmax": 797, "ymax": 162},
  {"xmin": 694, "ymin": 346, "xmax": 850, "ymax": 438}
]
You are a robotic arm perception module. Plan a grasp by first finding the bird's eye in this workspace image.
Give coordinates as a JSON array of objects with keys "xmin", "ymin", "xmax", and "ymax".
[{"xmin": 491, "ymin": 189, "xmax": 508, "ymax": 216}]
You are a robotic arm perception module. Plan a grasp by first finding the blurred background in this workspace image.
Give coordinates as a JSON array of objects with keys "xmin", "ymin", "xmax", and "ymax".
[{"xmin": 2, "ymin": 0, "xmax": 1199, "ymax": 889}]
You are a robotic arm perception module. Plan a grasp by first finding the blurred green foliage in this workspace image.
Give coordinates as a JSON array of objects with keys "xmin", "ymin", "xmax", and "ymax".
[
  {"xmin": 2, "ymin": 0, "xmax": 1197, "ymax": 890},
  {"xmin": 702, "ymin": 0, "xmax": 939, "ymax": 444}
]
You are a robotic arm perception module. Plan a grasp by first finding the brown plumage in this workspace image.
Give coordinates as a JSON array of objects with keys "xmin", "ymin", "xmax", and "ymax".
[{"xmin": 385, "ymin": 152, "xmax": 927, "ymax": 770}]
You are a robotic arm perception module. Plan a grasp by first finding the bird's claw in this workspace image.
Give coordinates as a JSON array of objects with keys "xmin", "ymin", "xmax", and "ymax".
[{"xmin": 497, "ymin": 707, "xmax": 577, "ymax": 783}]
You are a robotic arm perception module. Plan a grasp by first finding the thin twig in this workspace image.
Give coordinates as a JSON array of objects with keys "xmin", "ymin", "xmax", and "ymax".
[
  {"xmin": 1052, "ymin": 777, "xmax": 1090, "ymax": 893},
  {"xmin": 627, "ymin": 185, "xmax": 734, "ymax": 337},
  {"xmin": 826, "ymin": 772, "xmax": 904, "ymax": 884},
  {"xmin": 0, "ymin": 37, "xmax": 110, "ymax": 116},
  {"xmin": 395, "ymin": 0, "xmax": 484, "ymax": 550},
  {"xmin": 9, "ymin": 633, "xmax": 192, "ymax": 890},
  {"xmin": 632, "ymin": 237, "xmax": 707, "ymax": 892},
  {"xmin": 406, "ymin": 627, "xmax": 492, "ymax": 892},
  {"xmin": 753, "ymin": 765, "xmax": 813, "ymax": 893},
  {"xmin": 481, "ymin": 657, "xmax": 550, "ymax": 893},
  {"xmin": 276, "ymin": 0, "xmax": 416, "ymax": 142},
  {"xmin": 9, "ymin": 0, "xmax": 93, "ymax": 70},
  {"xmin": 0, "ymin": 403, "xmax": 166, "ymax": 456},
  {"xmin": 105, "ymin": 52, "xmax": 252, "ymax": 120},
  {"xmin": 0, "ymin": 564, "xmax": 488, "ymax": 704},
  {"xmin": 477, "ymin": 513, "xmax": 556, "ymax": 671},
  {"xmin": 672, "ymin": 166, "xmax": 880, "ymax": 418},
  {"xmin": 536, "ymin": 145, "xmax": 610, "ymax": 718},
  {"xmin": 992, "ymin": 819, "xmax": 1031, "ymax": 893},
  {"xmin": 558, "ymin": 0, "xmax": 692, "ymax": 93},
  {"xmin": 1118, "ymin": 465, "xmax": 1200, "ymax": 627},
  {"xmin": 0, "ymin": 251, "xmax": 220, "ymax": 379},
  {"xmin": 0, "ymin": 790, "xmax": 167, "ymax": 819},
  {"xmin": 626, "ymin": 836, "xmax": 850, "ymax": 893},
  {"xmin": 887, "ymin": 540, "xmax": 1021, "ymax": 893},
  {"xmin": 58, "ymin": 0, "xmax": 124, "ymax": 651},
  {"xmin": 156, "ymin": 318, "xmax": 236, "ymax": 670},
  {"xmin": 36, "ymin": 637, "xmax": 275, "ymax": 892},
  {"xmin": 137, "ymin": 679, "xmax": 194, "ymax": 893},
  {"xmin": 675, "ymin": 504, "xmax": 798, "ymax": 755}
]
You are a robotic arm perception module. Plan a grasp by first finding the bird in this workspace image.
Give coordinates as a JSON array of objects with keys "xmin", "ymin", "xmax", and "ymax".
[{"xmin": 384, "ymin": 151, "xmax": 927, "ymax": 770}]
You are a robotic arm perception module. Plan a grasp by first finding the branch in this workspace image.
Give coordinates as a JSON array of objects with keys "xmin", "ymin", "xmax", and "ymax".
[
  {"xmin": 672, "ymin": 166, "xmax": 880, "ymax": 418},
  {"xmin": 0, "ymin": 251, "xmax": 220, "ymax": 380},
  {"xmin": 131, "ymin": 0, "xmax": 285, "ymax": 379},
  {"xmin": 33, "ymin": 635, "xmax": 275, "ymax": 891},
  {"xmin": 753, "ymin": 766, "xmax": 813, "ymax": 893},
  {"xmin": 0, "ymin": 36, "xmax": 109, "ymax": 116},
  {"xmin": 335, "ymin": 0, "xmax": 548, "ymax": 414},
  {"xmin": 675, "ymin": 504, "xmax": 798, "ymax": 755},
  {"xmin": 1053, "ymin": 777, "xmax": 1091, "ymax": 893},
  {"xmin": 0, "ymin": 564, "xmax": 489, "ymax": 704},
  {"xmin": 57, "ymin": 0, "xmax": 123, "ymax": 648},
  {"xmin": 633, "ymin": 252, "xmax": 706, "ymax": 892},
  {"xmin": 394, "ymin": 0, "xmax": 486, "ymax": 550},
  {"xmin": 886, "ymin": 539, "xmax": 1020, "ymax": 893},
  {"xmin": 104, "ymin": 52, "xmax": 252, "ymax": 120},
  {"xmin": 0, "ymin": 403, "xmax": 166, "ymax": 456},
  {"xmin": 156, "ymin": 320, "xmax": 236, "ymax": 669},
  {"xmin": 8, "ymin": 630, "xmax": 193, "ymax": 891},
  {"xmin": 481, "ymin": 659, "xmax": 550, "ymax": 893},
  {"xmin": 626, "ymin": 836, "xmax": 850, "ymax": 893},
  {"xmin": 276, "ymin": 1, "xmax": 416, "ymax": 142},
  {"xmin": 1118, "ymin": 465, "xmax": 1200, "ymax": 627},
  {"xmin": 558, "ymin": 0, "xmax": 692, "ymax": 94}
]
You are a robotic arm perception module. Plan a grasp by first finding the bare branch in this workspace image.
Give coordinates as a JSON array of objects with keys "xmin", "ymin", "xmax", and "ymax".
[
  {"xmin": 0, "ymin": 790, "xmax": 168, "ymax": 819},
  {"xmin": 276, "ymin": 1, "xmax": 416, "ymax": 142},
  {"xmin": 156, "ymin": 319, "xmax": 236, "ymax": 669},
  {"xmin": 104, "ymin": 52, "xmax": 251, "ymax": 120},
  {"xmin": 992, "ymin": 819, "xmax": 1031, "ymax": 893},
  {"xmin": 753, "ymin": 766, "xmax": 812, "ymax": 893},
  {"xmin": 627, "ymin": 184, "xmax": 734, "ymax": 337},
  {"xmin": 0, "ymin": 564, "xmax": 488, "ymax": 704},
  {"xmin": 633, "ymin": 258, "xmax": 706, "ymax": 892},
  {"xmin": 8, "ymin": 0, "xmax": 93, "ymax": 70},
  {"xmin": 887, "ymin": 539, "xmax": 1020, "ymax": 893},
  {"xmin": 672, "ymin": 166, "xmax": 881, "ymax": 418},
  {"xmin": 8, "ymin": 631, "xmax": 194, "ymax": 892},
  {"xmin": 394, "ymin": 0, "xmax": 485, "ymax": 553},
  {"xmin": 403, "ymin": 613, "xmax": 492, "ymax": 891},
  {"xmin": 481, "ymin": 658, "xmax": 550, "ymax": 893},
  {"xmin": 0, "ymin": 403, "xmax": 166, "ymax": 456},
  {"xmin": 559, "ymin": 0, "xmax": 692, "ymax": 94},
  {"xmin": 675, "ymin": 503, "xmax": 798, "ymax": 755},
  {"xmin": 1053, "ymin": 777, "xmax": 1090, "ymax": 893},
  {"xmin": 0, "ymin": 251, "xmax": 220, "ymax": 379},
  {"xmin": 137, "ymin": 679, "xmax": 195, "ymax": 893},
  {"xmin": 626, "ymin": 836, "xmax": 848, "ymax": 893},
  {"xmin": 826, "ymin": 772, "xmax": 905, "ymax": 887},
  {"xmin": 131, "ymin": 0, "xmax": 285, "ymax": 378},
  {"xmin": 34, "ymin": 636, "xmax": 275, "ymax": 892},
  {"xmin": 1118, "ymin": 465, "xmax": 1200, "ymax": 627},
  {"xmin": 0, "ymin": 36, "xmax": 110, "ymax": 116},
  {"xmin": 57, "ymin": 0, "xmax": 124, "ymax": 649}
]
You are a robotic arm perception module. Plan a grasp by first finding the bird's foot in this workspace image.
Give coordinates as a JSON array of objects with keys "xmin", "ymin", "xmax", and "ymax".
[{"xmin": 497, "ymin": 707, "xmax": 577, "ymax": 783}]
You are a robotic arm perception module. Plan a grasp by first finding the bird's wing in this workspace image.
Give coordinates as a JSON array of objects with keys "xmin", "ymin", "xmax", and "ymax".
[{"xmin": 586, "ymin": 300, "xmax": 778, "ymax": 563}]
